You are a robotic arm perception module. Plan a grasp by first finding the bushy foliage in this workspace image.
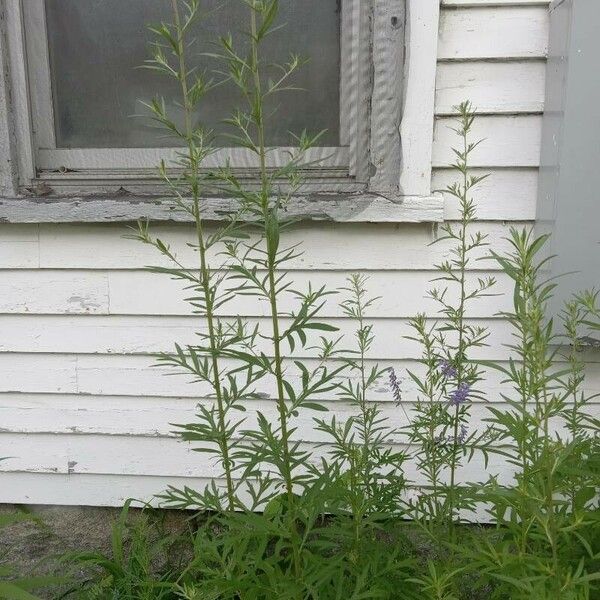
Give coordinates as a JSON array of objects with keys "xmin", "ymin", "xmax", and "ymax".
[
  {"xmin": 55, "ymin": 1, "xmax": 599, "ymax": 598},
  {"xmin": 57, "ymin": 501, "xmax": 186, "ymax": 600}
]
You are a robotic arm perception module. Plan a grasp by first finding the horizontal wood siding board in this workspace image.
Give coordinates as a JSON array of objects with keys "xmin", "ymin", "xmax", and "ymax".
[
  {"xmin": 2, "ymin": 397, "xmax": 598, "ymax": 439},
  {"xmin": 0, "ymin": 271, "xmax": 110, "ymax": 314},
  {"xmin": 435, "ymin": 61, "xmax": 546, "ymax": 115},
  {"xmin": 432, "ymin": 115, "xmax": 542, "ymax": 167},
  {"xmin": 0, "ymin": 471, "xmax": 501, "ymax": 528},
  {"xmin": 0, "ymin": 473, "xmax": 547, "ymax": 524},
  {"xmin": 1, "ymin": 353, "xmax": 598, "ymax": 398},
  {"xmin": 0, "ymin": 433, "xmax": 579, "ymax": 489},
  {"xmin": 0, "ymin": 471, "xmax": 510, "ymax": 512},
  {"xmin": 0, "ymin": 225, "xmax": 39, "ymax": 268},
  {"xmin": 0, "ymin": 472, "xmax": 218, "ymax": 507},
  {"xmin": 0, "ymin": 316, "xmax": 523, "ymax": 359},
  {"xmin": 438, "ymin": 7, "xmax": 549, "ymax": 60},
  {"xmin": 0, "ymin": 221, "xmax": 533, "ymax": 270},
  {"xmin": 0, "ymin": 434, "xmax": 531, "ymax": 481},
  {"xmin": 108, "ymin": 270, "xmax": 509, "ymax": 317},
  {"xmin": 1, "ymin": 384, "xmax": 597, "ymax": 414},
  {"xmin": 0, "ymin": 270, "xmax": 515, "ymax": 317},
  {"xmin": 0, "ymin": 354, "xmax": 78, "ymax": 394},
  {"xmin": 435, "ymin": 168, "xmax": 537, "ymax": 220}
]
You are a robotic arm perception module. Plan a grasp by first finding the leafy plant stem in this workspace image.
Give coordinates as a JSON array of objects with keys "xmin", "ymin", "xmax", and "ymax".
[
  {"xmin": 540, "ymin": 352, "xmax": 560, "ymax": 596},
  {"xmin": 447, "ymin": 126, "xmax": 470, "ymax": 538},
  {"xmin": 171, "ymin": 0, "xmax": 236, "ymax": 511},
  {"xmin": 352, "ymin": 279, "xmax": 370, "ymax": 547},
  {"xmin": 249, "ymin": 3, "xmax": 300, "ymax": 578}
]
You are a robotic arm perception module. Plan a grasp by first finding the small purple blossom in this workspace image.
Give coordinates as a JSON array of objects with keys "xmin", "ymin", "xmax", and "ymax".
[
  {"xmin": 448, "ymin": 382, "xmax": 471, "ymax": 406},
  {"xmin": 388, "ymin": 368, "xmax": 402, "ymax": 403},
  {"xmin": 436, "ymin": 424, "xmax": 469, "ymax": 446},
  {"xmin": 439, "ymin": 359, "xmax": 458, "ymax": 379}
]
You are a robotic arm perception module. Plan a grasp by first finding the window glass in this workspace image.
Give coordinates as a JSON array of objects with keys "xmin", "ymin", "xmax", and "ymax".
[{"xmin": 45, "ymin": 0, "xmax": 341, "ymax": 148}]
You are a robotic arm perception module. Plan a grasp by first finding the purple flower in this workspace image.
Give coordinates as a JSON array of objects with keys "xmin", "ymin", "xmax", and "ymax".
[
  {"xmin": 439, "ymin": 360, "xmax": 458, "ymax": 379},
  {"xmin": 437, "ymin": 424, "xmax": 469, "ymax": 446},
  {"xmin": 388, "ymin": 368, "xmax": 402, "ymax": 403},
  {"xmin": 448, "ymin": 382, "xmax": 471, "ymax": 406}
]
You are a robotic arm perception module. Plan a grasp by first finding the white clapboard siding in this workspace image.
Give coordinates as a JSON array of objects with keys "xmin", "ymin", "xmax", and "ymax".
[
  {"xmin": 73, "ymin": 356, "xmax": 473, "ymax": 399},
  {"xmin": 0, "ymin": 358, "xmax": 526, "ymax": 402},
  {"xmin": 0, "ymin": 1, "xmax": 570, "ymax": 508},
  {"xmin": 0, "ymin": 270, "xmax": 514, "ymax": 318},
  {"xmin": 2, "ymin": 395, "xmax": 598, "ymax": 439},
  {"xmin": 0, "ymin": 225, "xmax": 39, "ymax": 268},
  {"xmin": 0, "ymin": 431, "xmax": 531, "ymax": 485},
  {"xmin": 0, "ymin": 271, "xmax": 110, "ymax": 314},
  {"xmin": 0, "ymin": 471, "xmax": 511, "ymax": 511},
  {"xmin": 108, "ymin": 270, "xmax": 512, "ymax": 318},
  {"xmin": 0, "ymin": 435, "xmax": 538, "ymax": 488},
  {"xmin": 438, "ymin": 7, "xmax": 549, "ymax": 60},
  {"xmin": 0, "ymin": 472, "xmax": 219, "ymax": 507},
  {"xmin": 20, "ymin": 222, "xmax": 523, "ymax": 270},
  {"xmin": 0, "ymin": 471, "xmax": 527, "ymax": 510},
  {"xmin": 435, "ymin": 61, "xmax": 546, "ymax": 115},
  {"xmin": 0, "ymin": 354, "xmax": 78, "ymax": 394},
  {"xmin": 433, "ymin": 168, "xmax": 538, "ymax": 221},
  {"xmin": 37, "ymin": 223, "xmax": 451, "ymax": 271},
  {"xmin": 0, "ymin": 217, "xmax": 532, "ymax": 269},
  {"xmin": 2, "ymin": 352, "xmax": 598, "ymax": 400},
  {"xmin": 0, "ymin": 315, "xmax": 520, "ymax": 359},
  {"xmin": 433, "ymin": 115, "xmax": 543, "ymax": 168}
]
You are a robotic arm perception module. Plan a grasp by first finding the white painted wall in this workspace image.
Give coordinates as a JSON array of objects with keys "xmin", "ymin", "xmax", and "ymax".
[{"xmin": 4, "ymin": 0, "xmax": 596, "ymax": 508}]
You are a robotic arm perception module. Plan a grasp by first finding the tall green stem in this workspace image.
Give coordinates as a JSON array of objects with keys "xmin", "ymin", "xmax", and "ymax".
[
  {"xmin": 536, "ymin": 317, "xmax": 560, "ymax": 595},
  {"xmin": 171, "ymin": 0, "xmax": 236, "ymax": 511},
  {"xmin": 354, "ymin": 290, "xmax": 368, "ymax": 547},
  {"xmin": 248, "ymin": 5, "xmax": 300, "ymax": 578},
  {"xmin": 249, "ymin": 5, "xmax": 294, "ymax": 506},
  {"xmin": 447, "ymin": 128, "xmax": 469, "ymax": 533}
]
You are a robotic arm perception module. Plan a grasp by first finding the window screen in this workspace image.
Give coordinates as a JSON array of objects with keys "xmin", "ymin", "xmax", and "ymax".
[{"xmin": 45, "ymin": 0, "xmax": 341, "ymax": 149}]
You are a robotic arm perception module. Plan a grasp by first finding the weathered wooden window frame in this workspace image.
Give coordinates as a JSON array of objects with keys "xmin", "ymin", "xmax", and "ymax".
[
  {"xmin": 0, "ymin": 0, "xmax": 442, "ymax": 223},
  {"xmin": 25, "ymin": 0, "xmax": 354, "ymax": 174}
]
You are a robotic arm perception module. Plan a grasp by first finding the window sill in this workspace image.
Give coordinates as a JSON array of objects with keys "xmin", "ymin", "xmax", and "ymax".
[{"xmin": 0, "ymin": 193, "xmax": 444, "ymax": 224}]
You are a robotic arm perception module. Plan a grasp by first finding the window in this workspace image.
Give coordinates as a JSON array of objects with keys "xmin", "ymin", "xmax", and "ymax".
[
  {"xmin": 44, "ymin": 0, "xmax": 341, "ymax": 150},
  {"xmin": 23, "ymin": 0, "xmax": 381, "ymax": 183},
  {"xmin": 2, "ymin": 0, "xmax": 442, "ymax": 221}
]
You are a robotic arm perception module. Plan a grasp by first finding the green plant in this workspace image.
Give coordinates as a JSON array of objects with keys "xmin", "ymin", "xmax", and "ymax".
[
  {"xmin": 464, "ymin": 231, "xmax": 600, "ymax": 599},
  {"xmin": 408, "ymin": 561, "xmax": 466, "ymax": 600},
  {"xmin": 115, "ymin": 3, "xmax": 600, "ymax": 596},
  {"xmin": 402, "ymin": 102, "xmax": 495, "ymax": 534},
  {"xmin": 132, "ymin": 0, "xmax": 256, "ymax": 514},
  {"xmin": 59, "ymin": 502, "xmax": 188, "ymax": 599},
  {"xmin": 136, "ymin": 0, "xmax": 349, "ymax": 595},
  {"xmin": 315, "ymin": 274, "xmax": 407, "ymax": 557}
]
